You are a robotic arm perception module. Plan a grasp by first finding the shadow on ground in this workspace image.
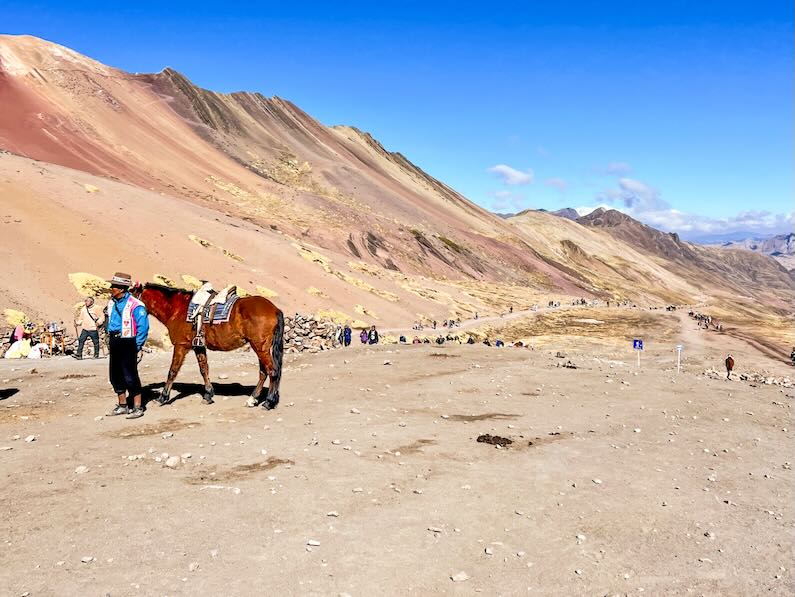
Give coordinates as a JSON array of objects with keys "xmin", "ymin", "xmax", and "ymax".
[{"xmin": 142, "ymin": 381, "xmax": 256, "ymax": 405}]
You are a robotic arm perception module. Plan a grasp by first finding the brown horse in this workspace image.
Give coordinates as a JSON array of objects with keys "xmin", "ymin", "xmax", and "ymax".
[{"xmin": 132, "ymin": 283, "xmax": 284, "ymax": 409}]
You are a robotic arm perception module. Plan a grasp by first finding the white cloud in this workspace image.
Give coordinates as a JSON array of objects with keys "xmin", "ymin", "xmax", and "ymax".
[
  {"xmin": 597, "ymin": 177, "xmax": 669, "ymax": 212},
  {"xmin": 575, "ymin": 203, "xmax": 614, "ymax": 217},
  {"xmin": 584, "ymin": 176, "xmax": 793, "ymax": 240},
  {"xmin": 488, "ymin": 164, "xmax": 534, "ymax": 185},
  {"xmin": 605, "ymin": 161, "xmax": 632, "ymax": 176},
  {"xmin": 489, "ymin": 190, "xmax": 528, "ymax": 212},
  {"xmin": 544, "ymin": 177, "xmax": 567, "ymax": 191}
]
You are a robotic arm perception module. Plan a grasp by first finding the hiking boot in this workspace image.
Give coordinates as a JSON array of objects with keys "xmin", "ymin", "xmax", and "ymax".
[
  {"xmin": 108, "ymin": 404, "xmax": 129, "ymax": 416},
  {"xmin": 71, "ymin": 354, "xmax": 83, "ymax": 360},
  {"xmin": 126, "ymin": 407, "xmax": 145, "ymax": 420}
]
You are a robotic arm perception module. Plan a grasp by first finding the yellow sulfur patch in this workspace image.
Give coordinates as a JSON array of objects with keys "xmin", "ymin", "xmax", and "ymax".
[
  {"xmin": 153, "ymin": 274, "xmax": 176, "ymax": 287},
  {"xmin": 354, "ymin": 304, "xmax": 378, "ymax": 319},
  {"xmin": 180, "ymin": 275, "xmax": 203, "ymax": 291},
  {"xmin": 306, "ymin": 287, "xmax": 329, "ymax": 298},
  {"xmin": 83, "ymin": 184, "xmax": 100, "ymax": 193},
  {"xmin": 3, "ymin": 309, "xmax": 28, "ymax": 326},
  {"xmin": 68, "ymin": 273, "xmax": 110, "ymax": 297},
  {"xmin": 256, "ymin": 286, "xmax": 278, "ymax": 298}
]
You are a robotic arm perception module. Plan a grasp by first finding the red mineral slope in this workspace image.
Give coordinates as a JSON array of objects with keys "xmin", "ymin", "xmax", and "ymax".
[{"xmin": 0, "ymin": 34, "xmax": 584, "ymax": 291}]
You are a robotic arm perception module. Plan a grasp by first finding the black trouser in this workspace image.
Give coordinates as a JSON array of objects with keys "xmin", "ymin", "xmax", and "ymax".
[
  {"xmin": 77, "ymin": 329, "xmax": 100, "ymax": 358},
  {"xmin": 108, "ymin": 335, "xmax": 141, "ymax": 397}
]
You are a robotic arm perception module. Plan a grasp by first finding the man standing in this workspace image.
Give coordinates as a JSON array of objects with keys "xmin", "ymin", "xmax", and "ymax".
[
  {"xmin": 105, "ymin": 273, "xmax": 149, "ymax": 419},
  {"xmin": 74, "ymin": 296, "xmax": 104, "ymax": 359},
  {"xmin": 343, "ymin": 324, "xmax": 352, "ymax": 347},
  {"xmin": 725, "ymin": 354, "xmax": 735, "ymax": 380},
  {"xmin": 368, "ymin": 325, "xmax": 379, "ymax": 345}
]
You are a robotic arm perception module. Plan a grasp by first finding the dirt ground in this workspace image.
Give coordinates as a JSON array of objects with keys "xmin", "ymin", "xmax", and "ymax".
[{"xmin": 0, "ymin": 314, "xmax": 793, "ymax": 596}]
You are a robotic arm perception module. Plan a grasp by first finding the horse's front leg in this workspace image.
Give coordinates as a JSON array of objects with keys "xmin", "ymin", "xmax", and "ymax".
[
  {"xmin": 159, "ymin": 344, "xmax": 189, "ymax": 405},
  {"xmin": 194, "ymin": 347, "xmax": 215, "ymax": 404}
]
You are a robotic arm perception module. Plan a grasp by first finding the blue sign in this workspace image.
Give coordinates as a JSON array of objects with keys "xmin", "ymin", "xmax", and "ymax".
[{"xmin": 633, "ymin": 339, "xmax": 644, "ymax": 351}]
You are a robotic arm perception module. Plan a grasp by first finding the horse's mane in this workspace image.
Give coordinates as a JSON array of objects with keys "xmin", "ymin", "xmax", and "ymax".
[{"xmin": 143, "ymin": 283, "xmax": 193, "ymax": 297}]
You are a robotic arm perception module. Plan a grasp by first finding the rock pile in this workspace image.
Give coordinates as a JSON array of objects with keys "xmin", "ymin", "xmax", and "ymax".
[
  {"xmin": 284, "ymin": 314, "xmax": 342, "ymax": 354},
  {"xmin": 703, "ymin": 367, "xmax": 792, "ymax": 388}
]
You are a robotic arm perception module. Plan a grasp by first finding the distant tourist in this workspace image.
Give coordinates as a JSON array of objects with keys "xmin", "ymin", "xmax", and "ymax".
[
  {"xmin": 343, "ymin": 324, "xmax": 352, "ymax": 347},
  {"xmin": 359, "ymin": 329, "xmax": 368, "ymax": 344},
  {"xmin": 399, "ymin": 335, "xmax": 407, "ymax": 344},
  {"xmin": 725, "ymin": 354, "xmax": 735, "ymax": 380},
  {"xmin": 8, "ymin": 323, "xmax": 24, "ymax": 345},
  {"xmin": 74, "ymin": 296, "xmax": 105, "ymax": 359},
  {"xmin": 412, "ymin": 336, "xmax": 421, "ymax": 344},
  {"xmin": 435, "ymin": 335, "xmax": 444, "ymax": 345},
  {"xmin": 368, "ymin": 325, "xmax": 379, "ymax": 345},
  {"xmin": 4, "ymin": 332, "xmax": 32, "ymax": 359},
  {"xmin": 495, "ymin": 339, "xmax": 504, "ymax": 347}
]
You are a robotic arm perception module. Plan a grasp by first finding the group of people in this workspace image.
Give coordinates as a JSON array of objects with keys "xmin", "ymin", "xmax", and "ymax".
[
  {"xmin": 337, "ymin": 324, "xmax": 379, "ymax": 347},
  {"xmin": 689, "ymin": 310, "xmax": 723, "ymax": 332}
]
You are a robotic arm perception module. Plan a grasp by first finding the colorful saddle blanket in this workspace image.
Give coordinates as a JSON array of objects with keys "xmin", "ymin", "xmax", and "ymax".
[{"xmin": 186, "ymin": 291, "xmax": 239, "ymax": 324}]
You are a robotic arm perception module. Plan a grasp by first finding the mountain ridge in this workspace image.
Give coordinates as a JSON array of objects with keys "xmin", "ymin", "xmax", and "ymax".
[{"xmin": 0, "ymin": 35, "xmax": 792, "ymax": 358}]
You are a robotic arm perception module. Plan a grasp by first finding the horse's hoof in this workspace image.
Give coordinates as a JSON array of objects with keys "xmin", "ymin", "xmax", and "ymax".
[
  {"xmin": 262, "ymin": 401, "xmax": 277, "ymax": 411},
  {"xmin": 203, "ymin": 397, "xmax": 215, "ymax": 405},
  {"xmin": 245, "ymin": 397, "xmax": 258, "ymax": 408}
]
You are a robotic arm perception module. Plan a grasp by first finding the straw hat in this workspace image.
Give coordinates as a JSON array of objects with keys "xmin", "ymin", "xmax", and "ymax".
[{"xmin": 108, "ymin": 272, "xmax": 133, "ymax": 288}]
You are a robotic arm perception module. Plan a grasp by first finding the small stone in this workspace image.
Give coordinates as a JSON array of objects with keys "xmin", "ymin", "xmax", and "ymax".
[
  {"xmin": 413, "ymin": 489, "xmax": 424, "ymax": 494},
  {"xmin": 484, "ymin": 547, "xmax": 493, "ymax": 555},
  {"xmin": 181, "ymin": 453, "xmax": 192, "ymax": 459},
  {"xmin": 576, "ymin": 534, "xmax": 586, "ymax": 542},
  {"xmin": 188, "ymin": 562, "xmax": 199, "ymax": 572},
  {"xmin": 218, "ymin": 373, "xmax": 229, "ymax": 380},
  {"xmin": 327, "ymin": 511, "xmax": 339, "ymax": 517},
  {"xmin": 451, "ymin": 571, "xmax": 469, "ymax": 582},
  {"xmin": 164, "ymin": 456, "xmax": 180, "ymax": 468},
  {"xmin": 592, "ymin": 478, "xmax": 602, "ymax": 484},
  {"xmin": 352, "ymin": 487, "xmax": 363, "ymax": 493},
  {"xmin": 81, "ymin": 556, "xmax": 94, "ymax": 563},
  {"xmin": 633, "ymin": 428, "xmax": 641, "ymax": 433},
  {"xmin": 307, "ymin": 539, "xmax": 321, "ymax": 546},
  {"xmin": 383, "ymin": 360, "xmax": 392, "ymax": 365},
  {"xmin": 350, "ymin": 408, "xmax": 361, "ymax": 414},
  {"xmin": 24, "ymin": 435, "xmax": 36, "ymax": 443},
  {"xmin": 162, "ymin": 432, "xmax": 174, "ymax": 439},
  {"xmin": 427, "ymin": 526, "xmax": 442, "ymax": 533},
  {"xmin": 94, "ymin": 416, "xmax": 104, "ymax": 422},
  {"xmin": 74, "ymin": 465, "xmax": 89, "ymax": 475},
  {"xmin": 575, "ymin": 569, "xmax": 583, "ymax": 575}
]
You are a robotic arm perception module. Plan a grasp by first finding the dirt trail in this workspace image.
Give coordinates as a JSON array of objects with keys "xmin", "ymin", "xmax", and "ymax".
[{"xmin": 0, "ymin": 336, "xmax": 792, "ymax": 596}]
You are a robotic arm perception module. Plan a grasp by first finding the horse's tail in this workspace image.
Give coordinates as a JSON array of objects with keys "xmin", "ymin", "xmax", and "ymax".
[{"xmin": 265, "ymin": 309, "xmax": 284, "ymax": 407}]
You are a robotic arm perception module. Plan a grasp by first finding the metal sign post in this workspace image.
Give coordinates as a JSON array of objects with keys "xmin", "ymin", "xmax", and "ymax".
[
  {"xmin": 675, "ymin": 344, "xmax": 683, "ymax": 373},
  {"xmin": 633, "ymin": 339, "xmax": 643, "ymax": 368}
]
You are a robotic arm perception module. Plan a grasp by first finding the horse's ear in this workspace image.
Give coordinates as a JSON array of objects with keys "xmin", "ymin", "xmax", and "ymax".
[{"xmin": 130, "ymin": 282, "xmax": 143, "ymax": 296}]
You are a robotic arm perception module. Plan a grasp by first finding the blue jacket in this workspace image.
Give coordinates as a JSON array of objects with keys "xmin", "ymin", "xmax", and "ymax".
[{"xmin": 108, "ymin": 292, "xmax": 149, "ymax": 350}]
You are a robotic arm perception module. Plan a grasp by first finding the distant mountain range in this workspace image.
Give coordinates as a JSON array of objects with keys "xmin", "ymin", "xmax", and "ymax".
[{"xmin": 715, "ymin": 233, "xmax": 795, "ymax": 271}]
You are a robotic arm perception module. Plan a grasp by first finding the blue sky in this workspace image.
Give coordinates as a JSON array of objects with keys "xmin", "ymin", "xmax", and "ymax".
[{"xmin": 3, "ymin": 1, "xmax": 793, "ymax": 239}]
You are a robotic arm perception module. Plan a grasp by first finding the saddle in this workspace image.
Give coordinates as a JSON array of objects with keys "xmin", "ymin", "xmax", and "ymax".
[{"xmin": 187, "ymin": 285, "xmax": 239, "ymax": 347}]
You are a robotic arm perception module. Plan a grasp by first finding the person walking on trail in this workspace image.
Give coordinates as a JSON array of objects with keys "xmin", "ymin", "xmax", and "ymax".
[
  {"xmin": 725, "ymin": 354, "xmax": 735, "ymax": 380},
  {"xmin": 359, "ymin": 329, "xmax": 368, "ymax": 344},
  {"xmin": 74, "ymin": 296, "xmax": 105, "ymax": 359},
  {"xmin": 105, "ymin": 273, "xmax": 149, "ymax": 419},
  {"xmin": 343, "ymin": 324, "xmax": 352, "ymax": 347},
  {"xmin": 368, "ymin": 325, "xmax": 379, "ymax": 345}
]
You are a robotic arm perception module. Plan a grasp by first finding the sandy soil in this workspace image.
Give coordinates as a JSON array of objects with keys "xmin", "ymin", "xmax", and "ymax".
[{"xmin": 1, "ymin": 314, "xmax": 792, "ymax": 596}]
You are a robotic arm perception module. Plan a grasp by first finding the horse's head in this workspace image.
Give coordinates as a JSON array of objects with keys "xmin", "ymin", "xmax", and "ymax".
[{"xmin": 130, "ymin": 281, "xmax": 144, "ymax": 299}]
